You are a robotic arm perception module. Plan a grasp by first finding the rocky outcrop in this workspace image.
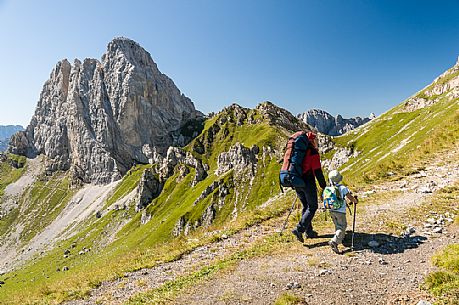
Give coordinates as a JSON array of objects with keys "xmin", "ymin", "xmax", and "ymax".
[
  {"xmin": 298, "ymin": 109, "xmax": 373, "ymax": 136},
  {"xmin": 134, "ymin": 168, "xmax": 162, "ymax": 212},
  {"xmin": 146, "ymin": 145, "xmax": 208, "ymax": 187},
  {"xmin": 8, "ymin": 37, "xmax": 201, "ymax": 184},
  {"xmin": 403, "ymin": 56, "xmax": 459, "ymax": 112},
  {"xmin": 216, "ymin": 143, "xmax": 258, "ymax": 177},
  {"xmin": 322, "ymin": 146, "xmax": 360, "ymax": 171},
  {"xmin": 256, "ymin": 102, "xmax": 310, "ymax": 132}
]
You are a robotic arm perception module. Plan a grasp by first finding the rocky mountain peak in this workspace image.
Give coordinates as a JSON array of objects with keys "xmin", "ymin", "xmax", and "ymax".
[
  {"xmin": 9, "ymin": 38, "xmax": 202, "ymax": 184},
  {"xmin": 298, "ymin": 109, "xmax": 372, "ymax": 136},
  {"xmin": 103, "ymin": 37, "xmax": 155, "ymax": 70},
  {"xmin": 256, "ymin": 101, "xmax": 310, "ymax": 132}
]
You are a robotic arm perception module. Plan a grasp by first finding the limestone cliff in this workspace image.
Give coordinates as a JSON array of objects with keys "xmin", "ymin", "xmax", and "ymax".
[{"xmin": 9, "ymin": 38, "xmax": 202, "ymax": 184}]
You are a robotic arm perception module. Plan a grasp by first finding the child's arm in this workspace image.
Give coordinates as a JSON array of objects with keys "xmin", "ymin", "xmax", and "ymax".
[{"xmin": 345, "ymin": 192, "xmax": 358, "ymax": 204}]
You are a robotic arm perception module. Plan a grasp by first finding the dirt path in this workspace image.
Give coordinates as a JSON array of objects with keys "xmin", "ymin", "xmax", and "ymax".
[
  {"xmin": 63, "ymin": 150, "xmax": 459, "ymax": 304},
  {"xmin": 175, "ymin": 227, "xmax": 457, "ymax": 305}
]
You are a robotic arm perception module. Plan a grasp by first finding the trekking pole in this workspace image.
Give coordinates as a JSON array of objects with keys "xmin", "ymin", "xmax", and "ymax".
[
  {"xmin": 351, "ymin": 202, "xmax": 357, "ymax": 251},
  {"xmin": 279, "ymin": 195, "xmax": 298, "ymax": 236}
]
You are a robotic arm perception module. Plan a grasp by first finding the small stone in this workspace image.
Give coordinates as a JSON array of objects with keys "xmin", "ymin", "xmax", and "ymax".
[
  {"xmin": 78, "ymin": 251, "xmax": 85, "ymax": 255},
  {"xmin": 432, "ymin": 227, "xmax": 443, "ymax": 234},
  {"xmin": 64, "ymin": 249, "xmax": 70, "ymax": 255},
  {"xmin": 306, "ymin": 293, "xmax": 313, "ymax": 297},
  {"xmin": 368, "ymin": 240, "xmax": 380, "ymax": 248},
  {"xmin": 270, "ymin": 282, "xmax": 275, "ymax": 288},
  {"xmin": 221, "ymin": 234, "xmax": 228, "ymax": 239},
  {"xmin": 63, "ymin": 254, "xmax": 68, "ymax": 259},
  {"xmin": 319, "ymin": 269, "xmax": 331, "ymax": 276},
  {"xmin": 426, "ymin": 218, "xmax": 436, "ymax": 224},
  {"xmin": 292, "ymin": 282, "xmax": 301, "ymax": 289},
  {"xmin": 379, "ymin": 258, "xmax": 388, "ymax": 265},
  {"xmin": 62, "ymin": 266, "xmax": 69, "ymax": 271},
  {"xmin": 416, "ymin": 300, "xmax": 432, "ymax": 305}
]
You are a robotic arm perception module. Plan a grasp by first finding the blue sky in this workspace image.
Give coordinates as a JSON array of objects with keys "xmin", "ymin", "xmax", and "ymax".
[{"xmin": 1, "ymin": 0, "xmax": 458, "ymax": 126}]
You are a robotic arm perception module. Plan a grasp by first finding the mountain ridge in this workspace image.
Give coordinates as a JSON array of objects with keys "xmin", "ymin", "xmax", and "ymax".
[{"xmin": 298, "ymin": 109, "xmax": 375, "ymax": 136}]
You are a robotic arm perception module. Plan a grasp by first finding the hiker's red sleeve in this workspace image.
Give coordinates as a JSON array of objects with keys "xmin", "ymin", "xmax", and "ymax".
[{"xmin": 310, "ymin": 154, "xmax": 321, "ymax": 171}]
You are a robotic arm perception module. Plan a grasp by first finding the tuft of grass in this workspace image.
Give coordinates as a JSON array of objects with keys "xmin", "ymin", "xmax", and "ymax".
[
  {"xmin": 425, "ymin": 244, "xmax": 459, "ymax": 303},
  {"xmin": 274, "ymin": 292, "xmax": 306, "ymax": 305}
]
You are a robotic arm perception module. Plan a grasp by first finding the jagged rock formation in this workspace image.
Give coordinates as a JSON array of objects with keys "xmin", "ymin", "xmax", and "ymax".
[
  {"xmin": 0, "ymin": 125, "xmax": 23, "ymax": 152},
  {"xmin": 148, "ymin": 146, "xmax": 209, "ymax": 186},
  {"xmin": 216, "ymin": 143, "xmax": 258, "ymax": 177},
  {"xmin": 403, "ymin": 56, "xmax": 459, "ymax": 112},
  {"xmin": 134, "ymin": 168, "xmax": 162, "ymax": 212},
  {"xmin": 9, "ymin": 37, "xmax": 202, "ymax": 184},
  {"xmin": 298, "ymin": 109, "xmax": 373, "ymax": 136}
]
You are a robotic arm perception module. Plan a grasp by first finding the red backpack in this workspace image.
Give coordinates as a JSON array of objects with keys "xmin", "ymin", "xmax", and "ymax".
[{"xmin": 279, "ymin": 131, "xmax": 310, "ymax": 189}]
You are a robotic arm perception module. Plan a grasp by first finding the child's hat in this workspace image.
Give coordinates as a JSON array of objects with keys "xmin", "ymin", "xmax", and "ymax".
[{"xmin": 329, "ymin": 170, "xmax": 342, "ymax": 184}]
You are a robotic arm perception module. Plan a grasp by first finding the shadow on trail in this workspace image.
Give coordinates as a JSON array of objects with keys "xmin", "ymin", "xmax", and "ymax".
[{"xmin": 304, "ymin": 232, "xmax": 427, "ymax": 255}]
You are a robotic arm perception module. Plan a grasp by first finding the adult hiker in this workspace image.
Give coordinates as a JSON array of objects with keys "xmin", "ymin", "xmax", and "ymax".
[{"xmin": 291, "ymin": 131, "xmax": 327, "ymax": 243}]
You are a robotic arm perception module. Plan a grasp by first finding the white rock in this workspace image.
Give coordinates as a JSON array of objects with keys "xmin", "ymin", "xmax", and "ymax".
[{"xmin": 432, "ymin": 227, "xmax": 443, "ymax": 234}]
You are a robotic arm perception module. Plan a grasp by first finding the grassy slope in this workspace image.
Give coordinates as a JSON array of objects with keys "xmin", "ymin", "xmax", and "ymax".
[
  {"xmin": 0, "ymin": 154, "xmax": 26, "ymax": 197},
  {"xmin": 330, "ymin": 89, "xmax": 458, "ymax": 188},
  {"xmin": 0, "ymin": 105, "xmax": 293, "ymax": 304}
]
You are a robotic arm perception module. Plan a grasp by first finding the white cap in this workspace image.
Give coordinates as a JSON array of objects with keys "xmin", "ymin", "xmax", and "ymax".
[{"xmin": 329, "ymin": 170, "xmax": 342, "ymax": 185}]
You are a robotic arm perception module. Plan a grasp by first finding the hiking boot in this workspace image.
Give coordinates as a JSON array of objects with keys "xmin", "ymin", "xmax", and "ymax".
[
  {"xmin": 306, "ymin": 230, "xmax": 319, "ymax": 238},
  {"xmin": 329, "ymin": 240, "xmax": 340, "ymax": 254},
  {"xmin": 292, "ymin": 229, "xmax": 304, "ymax": 243}
]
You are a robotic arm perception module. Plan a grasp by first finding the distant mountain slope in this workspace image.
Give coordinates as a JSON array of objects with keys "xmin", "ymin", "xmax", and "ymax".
[
  {"xmin": 0, "ymin": 125, "xmax": 23, "ymax": 151},
  {"xmin": 298, "ymin": 109, "xmax": 374, "ymax": 136}
]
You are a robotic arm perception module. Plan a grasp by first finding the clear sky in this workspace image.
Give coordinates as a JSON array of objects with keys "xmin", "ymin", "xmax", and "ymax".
[{"xmin": 1, "ymin": 0, "xmax": 458, "ymax": 127}]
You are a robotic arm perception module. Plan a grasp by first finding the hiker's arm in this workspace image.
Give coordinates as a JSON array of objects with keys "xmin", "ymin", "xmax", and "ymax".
[
  {"xmin": 313, "ymin": 168, "xmax": 326, "ymax": 189},
  {"xmin": 346, "ymin": 193, "xmax": 358, "ymax": 204}
]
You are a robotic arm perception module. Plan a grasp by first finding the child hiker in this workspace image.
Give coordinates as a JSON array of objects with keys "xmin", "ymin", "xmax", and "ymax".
[{"xmin": 326, "ymin": 170, "xmax": 358, "ymax": 254}]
